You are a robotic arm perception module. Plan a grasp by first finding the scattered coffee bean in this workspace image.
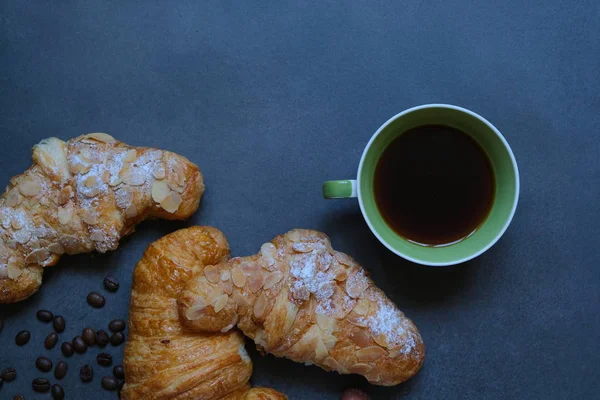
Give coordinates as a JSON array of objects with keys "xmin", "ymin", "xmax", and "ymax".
[
  {"xmin": 44, "ymin": 332, "xmax": 59, "ymax": 349},
  {"xmin": 36, "ymin": 357, "xmax": 53, "ymax": 372},
  {"xmin": 13, "ymin": 396, "xmax": 24, "ymax": 400},
  {"xmin": 80, "ymin": 364, "xmax": 93, "ymax": 382},
  {"xmin": 53, "ymin": 316, "xmax": 65, "ymax": 333},
  {"xmin": 109, "ymin": 319, "xmax": 126, "ymax": 332},
  {"xmin": 2, "ymin": 367, "xmax": 16, "ymax": 381},
  {"xmin": 101, "ymin": 376, "xmax": 119, "ymax": 391},
  {"xmin": 110, "ymin": 331, "xmax": 125, "ymax": 346},
  {"xmin": 36, "ymin": 309, "xmax": 53, "ymax": 322},
  {"xmin": 54, "ymin": 361, "xmax": 68, "ymax": 380},
  {"xmin": 51, "ymin": 384, "xmax": 65, "ymax": 400},
  {"xmin": 32, "ymin": 377, "xmax": 51, "ymax": 392},
  {"xmin": 96, "ymin": 330, "xmax": 110, "ymax": 347},
  {"xmin": 97, "ymin": 352, "xmax": 113, "ymax": 367},
  {"xmin": 72, "ymin": 336, "xmax": 87, "ymax": 354},
  {"xmin": 113, "ymin": 364, "xmax": 124, "ymax": 380},
  {"xmin": 15, "ymin": 330, "xmax": 31, "ymax": 346},
  {"xmin": 82, "ymin": 327, "xmax": 96, "ymax": 345},
  {"xmin": 87, "ymin": 292, "xmax": 105, "ymax": 308},
  {"xmin": 61, "ymin": 342, "xmax": 74, "ymax": 357},
  {"xmin": 103, "ymin": 275, "xmax": 119, "ymax": 292}
]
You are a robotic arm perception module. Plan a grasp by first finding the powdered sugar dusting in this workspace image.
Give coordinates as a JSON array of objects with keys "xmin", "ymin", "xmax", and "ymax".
[{"xmin": 360, "ymin": 300, "xmax": 415, "ymax": 354}]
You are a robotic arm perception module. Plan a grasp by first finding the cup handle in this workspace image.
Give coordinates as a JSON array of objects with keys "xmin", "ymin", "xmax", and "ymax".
[{"xmin": 322, "ymin": 180, "xmax": 358, "ymax": 199}]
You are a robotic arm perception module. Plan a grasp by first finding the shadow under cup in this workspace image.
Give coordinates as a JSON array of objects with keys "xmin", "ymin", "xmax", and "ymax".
[{"xmin": 358, "ymin": 105, "xmax": 519, "ymax": 266}]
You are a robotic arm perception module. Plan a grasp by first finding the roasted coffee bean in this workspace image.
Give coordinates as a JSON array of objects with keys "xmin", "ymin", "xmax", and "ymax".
[
  {"xmin": 54, "ymin": 361, "xmax": 68, "ymax": 380},
  {"xmin": 80, "ymin": 364, "xmax": 93, "ymax": 382},
  {"xmin": 101, "ymin": 376, "xmax": 119, "ymax": 391},
  {"xmin": 13, "ymin": 395, "xmax": 24, "ymax": 400},
  {"xmin": 82, "ymin": 327, "xmax": 96, "ymax": 345},
  {"xmin": 103, "ymin": 275, "xmax": 119, "ymax": 292},
  {"xmin": 113, "ymin": 364, "xmax": 124, "ymax": 380},
  {"xmin": 97, "ymin": 352, "xmax": 113, "ymax": 367},
  {"xmin": 72, "ymin": 336, "xmax": 87, "ymax": 353},
  {"xmin": 32, "ymin": 377, "xmax": 51, "ymax": 392},
  {"xmin": 44, "ymin": 332, "xmax": 59, "ymax": 349},
  {"xmin": 87, "ymin": 292, "xmax": 105, "ymax": 308},
  {"xmin": 96, "ymin": 330, "xmax": 110, "ymax": 347},
  {"xmin": 109, "ymin": 319, "xmax": 126, "ymax": 332},
  {"xmin": 53, "ymin": 316, "xmax": 65, "ymax": 333},
  {"xmin": 110, "ymin": 331, "xmax": 125, "ymax": 346},
  {"xmin": 36, "ymin": 310, "xmax": 53, "ymax": 322},
  {"xmin": 36, "ymin": 357, "xmax": 53, "ymax": 372},
  {"xmin": 2, "ymin": 367, "xmax": 16, "ymax": 381},
  {"xmin": 51, "ymin": 384, "xmax": 65, "ymax": 400},
  {"xmin": 61, "ymin": 342, "xmax": 74, "ymax": 357},
  {"xmin": 15, "ymin": 330, "xmax": 31, "ymax": 346}
]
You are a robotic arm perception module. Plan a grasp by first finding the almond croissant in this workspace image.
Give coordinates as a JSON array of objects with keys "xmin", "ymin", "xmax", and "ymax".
[
  {"xmin": 122, "ymin": 226, "xmax": 285, "ymax": 400},
  {"xmin": 0, "ymin": 133, "xmax": 203, "ymax": 303},
  {"xmin": 179, "ymin": 229, "xmax": 425, "ymax": 386}
]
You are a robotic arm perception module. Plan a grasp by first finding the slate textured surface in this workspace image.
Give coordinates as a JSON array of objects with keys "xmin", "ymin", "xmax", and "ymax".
[{"xmin": 1, "ymin": 1, "xmax": 599, "ymax": 399}]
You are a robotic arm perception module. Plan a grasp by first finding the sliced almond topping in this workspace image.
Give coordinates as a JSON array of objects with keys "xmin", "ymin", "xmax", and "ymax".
[
  {"xmin": 204, "ymin": 265, "xmax": 220, "ymax": 284},
  {"xmin": 294, "ymin": 286, "xmax": 310, "ymax": 301},
  {"xmin": 152, "ymin": 165, "xmax": 166, "ymax": 180},
  {"xmin": 372, "ymin": 333, "xmax": 389, "ymax": 348},
  {"xmin": 123, "ymin": 149, "xmax": 137, "ymax": 163},
  {"xmin": 101, "ymin": 170, "xmax": 110, "ymax": 183},
  {"xmin": 5, "ymin": 190, "xmax": 21, "ymax": 207},
  {"xmin": 333, "ymin": 266, "xmax": 348, "ymax": 281},
  {"xmin": 316, "ymin": 313, "xmax": 335, "ymax": 331},
  {"xmin": 253, "ymin": 293, "xmax": 267, "ymax": 318},
  {"xmin": 11, "ymin": 217, "xmax": 24, "ymax": 230},
  {"xmin": 174, "ymin": 170, "xmax": 186, "ymax": 186},
  {"xmin": 231, "ymin": 267, "xmax": 246, "ymax": 288},
  {"xmin": 58, "ymin": 186, "xmax": 73, "ymax": 206},
  {"xmin": 287, "ymin": 230, "xmax": 301, "ymax": 242},
  {"xmin": 47, "ymin": 243, "xmax": 65, "ymax": 254},
  {"xmin": 247, "ymin": 270, "xmax": 264, "ymax": 293},
  {"xmin": 335, "ymin": 251, "xmax": 353, "ymax": 266},
  {"xmin": 125, "ymin": 204, "xmax": 138, "ymax": 219},
  {"xmin": 213, "ymin": 294, "xmax": 229, "ymax": 313},
  {"xmin": 323, "ymin": 334, "xmax": 338, "ymax": 351},
  {"xmin": 315, "ymin": 281, "xmax": 336, "ymax": 300},
  {"xmin": 25, "ymin": 248, "xmax": 50, "ymax": 264},
  {"xmin": 7, "ymin": 264, "xmax": 23, "ymax": 280},
  {"xmin": 83, "ymin": 175, "xmax": 98, "ymax": 188},
  {"xmin": 79, "ymin": 148, "xmax": 103, "ymax": 164},
  {"xmin": 353, "ymin": 299, "xmax": 370, "ymax": 315},
  {"xmin": 70, "ymin": 162, "xmax": 91, "ymax": 174},
  {"xmin": 292, "ymin": 242, "xmax": 315, "ymax": 253},
  {"xmin": 356, "ymin": 346, "xmax": 386, "ymax": 362},
  {"xmin": 323, "ymin": 356, "xmax": 342, "ymax": 371},
  {"xmin": 151, "ymin": 181, "xmax": 170, "ymax": 203},
  {"xmin": 263, "ymin": 271, "xmax": 284, "ymax": 289},
  {"xmin": 0, "ymin": 266, "xmax": 8, "ymax": 279},
  {"xmin": 14, "ymin": 229, "xmax": 32, "ymax": 244},
  {"xmin": 90, "ymin": 231, "xmax": 104, "ymax": 242},
  {"xmin": 348, "ymin": 363, "xmax": 373, "ymax": 375},
  {"xmin": 82, "ymin": 212, "xmax": 97, "ymax": 225},
  {"xmin": 120, "ymin": 165, "xmax": 146, "ymax": 186},
  {"xmin": 185, "ymin": 302, "xmax": 207, "ymax": 321},
  {"xmin": 19, "ymin": 180, "xmax": 42, "ymax": 197},
  {"xmin": 85, "ymin": 132, "xmax": 116, "ymax": 143},
  {"xmin": 315, "ymin": 338, "xmax": 328, "ymax": 360},
  {"xmin": 160, "ymin": 192, "xmax": 182, "ymax": 213},
  {"xmin": 345, "ymin": 271, "xmax": 369, "ymax": 298},
  {"xmin": 221, "ymin": 279, "xmax": 233, "ymax": 295},
  {"xmin": 232, "ymin": 292, "xmax": 250, "ymax": 307},
  {"xmin": 260, "ymin": 242, "xmax": 277, "ymax": 265},
  {"xmin": 350, "ymin": 329, "xmax": 372, "ymax": 347},
  {"xmin": 347, "ymin": 314, "xmax": 368, "ymax": 327},
  {"xmin": 57, "ymin": 207, "xmax": 71, "ymax": 225},
  {"xmin": 220, "ymin": 270, "xmax": 231, "ymax": 281}
]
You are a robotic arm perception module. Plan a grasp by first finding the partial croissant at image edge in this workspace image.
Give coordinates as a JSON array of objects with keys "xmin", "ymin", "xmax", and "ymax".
[
  {"xmin": 179, "ymin": 228, "xmax": 425, "ymax": 387},
  {"xmin": 0, "ymin": 133, "xmax": 204, "ymax": 304},
  {"xmin": 122, "ymin": 226, "xmax": 286, "ymax": 400}
]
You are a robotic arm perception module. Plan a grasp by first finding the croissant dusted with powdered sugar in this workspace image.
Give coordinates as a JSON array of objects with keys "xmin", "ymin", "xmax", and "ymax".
[
  {"xmin": 122, "ymin": 226, "xmax": 285, "ymax": 400},
  {"xmin": 178, "ymin": 229, "xmax": 425, "ymax": 386},
  {"xmin": 0, "ymin": 133, "xmax": 203, "ymax": 303}
]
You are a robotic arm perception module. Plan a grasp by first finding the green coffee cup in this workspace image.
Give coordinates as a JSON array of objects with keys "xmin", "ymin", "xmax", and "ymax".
[{"xmin": 323, "ymin": 104, "xmax": 519, "ymax": 266}]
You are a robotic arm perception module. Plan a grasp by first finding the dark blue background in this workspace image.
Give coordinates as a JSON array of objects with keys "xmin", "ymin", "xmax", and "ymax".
[{"xmin": 1, "ymin": 1, "xmax": 598, "ymax": 399}]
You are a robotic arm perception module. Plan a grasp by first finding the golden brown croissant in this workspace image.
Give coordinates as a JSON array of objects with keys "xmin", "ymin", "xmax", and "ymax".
[
  {"xmin": 179, "ymin": 229, "xmax": 425, "ymax": 386},
  {"xmin": 0, "ymin": 133, "xmax": 203, "ymax": 303},
  {"xmin": 122, "ymin": 226, "xmax": 285, "ymax": 400}
]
